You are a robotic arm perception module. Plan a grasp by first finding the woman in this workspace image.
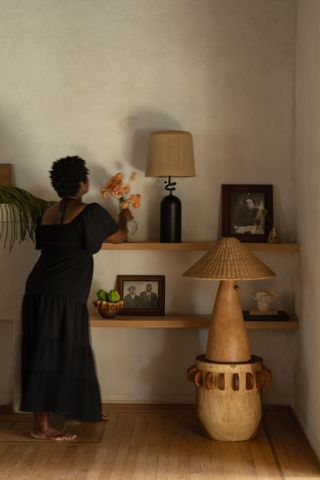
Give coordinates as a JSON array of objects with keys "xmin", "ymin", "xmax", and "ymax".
[{"xmin": 20, "ymin": 156, "xmax": 131, "ymax": 441}]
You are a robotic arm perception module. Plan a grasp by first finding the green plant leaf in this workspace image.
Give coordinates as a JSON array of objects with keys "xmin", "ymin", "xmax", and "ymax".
[{"xmin": 0, "ymin": 185, "xmax": 53, "ymax": 252}]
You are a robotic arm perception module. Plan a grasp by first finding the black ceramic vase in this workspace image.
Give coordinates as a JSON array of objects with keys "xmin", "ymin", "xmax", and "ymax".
[{"xmin": 160, "ymin": 193, "xmax": 181, "ymax": 242}]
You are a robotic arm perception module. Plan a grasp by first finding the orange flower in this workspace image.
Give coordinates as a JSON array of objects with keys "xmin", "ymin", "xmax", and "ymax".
[
  {"xmin": 105, "ymin": 179, "xmax": 115, "ymax": 189},
  {"xmin": 130, "ymin": 194, "xmax": 141, "ymax": 208},
  {"xmin": 121, "ymin": 184, "xmax": 130, "ymax": 194},
  {"xmin": 110, "ymin": 186, "xmax": 123, "ymax": 199},
  {"xmin": 113, "ymin": 172, "xmax": 124, "ymax": 181},
  {"xmin": 101, "ymin": 172, "xmax": 141, "ymax": 209}
]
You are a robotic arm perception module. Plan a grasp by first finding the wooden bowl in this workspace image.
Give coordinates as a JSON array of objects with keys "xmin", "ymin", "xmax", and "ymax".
[{"xmin": 93, "ymin": 300, "xmax": 124, "ymax": 319}]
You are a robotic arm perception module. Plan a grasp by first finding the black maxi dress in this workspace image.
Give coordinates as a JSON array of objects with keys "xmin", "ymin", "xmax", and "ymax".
[{"xmin": 20, "ymin": 203, "xmax": 118, "ymax": 421}]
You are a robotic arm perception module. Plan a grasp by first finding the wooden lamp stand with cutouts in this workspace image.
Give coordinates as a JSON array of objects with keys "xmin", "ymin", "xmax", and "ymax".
[{"xmin": 184, "ymin": 237, "xmax": 274, "ymax": 441}]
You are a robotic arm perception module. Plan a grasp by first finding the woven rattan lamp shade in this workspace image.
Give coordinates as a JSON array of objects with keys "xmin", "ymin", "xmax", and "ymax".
[
  {"xmin": 146, "ymin": 131, "xmax": 195, "ymax": 177},
  {"xmin": 183, "ymin": 237, "xmax": 276, "ymax": 280}
]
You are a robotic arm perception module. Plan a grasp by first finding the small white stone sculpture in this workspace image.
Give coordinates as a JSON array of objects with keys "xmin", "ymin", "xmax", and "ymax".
[{"xmin": 250, "ymin": 291, "xmax": 279, "ymax": 315}]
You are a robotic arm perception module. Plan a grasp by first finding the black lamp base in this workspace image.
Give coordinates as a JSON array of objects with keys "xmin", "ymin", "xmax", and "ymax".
[{"xmin": 160, "ymin": 193, "xmax": 181, "ymax": 242}]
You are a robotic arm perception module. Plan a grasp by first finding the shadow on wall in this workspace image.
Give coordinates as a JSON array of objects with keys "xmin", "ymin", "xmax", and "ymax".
[
  {"xmin": 0, "ymin": 110, "xmax": 53, "ymax": 199},
  {"xmin": 86, "ymin": 109, "xmax": 183, "ymax": 240},
  {"xmin": 141, "ymin": 329, "xmax": 204, "ymax": 403},
  {"xmin": 117, "ymin": 109, "xmax": 181, "ymax": 172}
]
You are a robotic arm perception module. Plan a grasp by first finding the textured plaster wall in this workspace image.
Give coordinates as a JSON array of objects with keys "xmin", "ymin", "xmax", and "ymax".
[
  {"xmin": 294, "ymin": 0, "xmax": 320, "ymax": 459},
  {"xmin": 0, "ymin": 0, "xmax": 297, "ymax": 405}
]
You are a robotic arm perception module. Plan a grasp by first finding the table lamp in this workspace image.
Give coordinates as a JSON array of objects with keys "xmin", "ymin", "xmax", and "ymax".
[
  {"xmin": 145, "ymin": 130, "xmax": 195, "ymax": 242},
  {"xmin": 184, "ymin": 237, "xmax": 275, "ymax": 441}
]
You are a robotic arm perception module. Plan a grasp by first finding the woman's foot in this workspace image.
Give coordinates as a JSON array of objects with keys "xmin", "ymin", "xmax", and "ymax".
[{"xmin": 30, "ymin": 427, "xmax": 77, "ymax": 441}]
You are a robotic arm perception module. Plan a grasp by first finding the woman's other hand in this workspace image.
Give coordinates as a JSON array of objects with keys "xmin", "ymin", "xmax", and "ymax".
[
  {"xmin": 105, "ymin": 208, "xmax": 133, "ymax": 244},
  {"xmin": 119, "ymin": 207, "xmax": 133, "ymax": 222}
]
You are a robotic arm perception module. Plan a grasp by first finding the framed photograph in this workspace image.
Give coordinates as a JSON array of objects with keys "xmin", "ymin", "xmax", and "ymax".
[
  {"xmin": 0, "ymin": 164, "xmax": 11, "ymax": 186},
  {"xmin": 117, "ymin": 275, "xmax": 165, "ymax": 315},
  {"xmin": 221, "ymin": 185, "xmax": 273, "ymax": 242}
]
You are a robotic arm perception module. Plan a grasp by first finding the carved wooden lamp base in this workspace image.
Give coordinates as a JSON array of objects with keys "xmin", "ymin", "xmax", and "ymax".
[{"xmin": 188, "ymin": 355, "xmax": 271, "ymax": 441}]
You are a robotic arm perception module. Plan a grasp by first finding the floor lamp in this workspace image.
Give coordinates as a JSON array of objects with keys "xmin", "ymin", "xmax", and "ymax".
[
  {"xmin": 145, "ymin": 130, "xmax": 195, "ymax": 242},
  {"xmin": 184, "ymin": 237, "xmax": 275, "ymax": 441}
]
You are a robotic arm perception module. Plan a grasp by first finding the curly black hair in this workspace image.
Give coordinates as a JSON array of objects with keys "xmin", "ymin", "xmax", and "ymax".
[{"xmin": 49, "ymin": 156, "xmax": 89, "ymax": 198}]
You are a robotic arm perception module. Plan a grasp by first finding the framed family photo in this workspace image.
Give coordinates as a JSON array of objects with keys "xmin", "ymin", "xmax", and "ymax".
[
  {"xmin": 117, "ymin": 275, "xmax": 165, "ymax": 315},
  {"xmin": 221, "ymin": 184, "xmax": 273, "ymax": 242}
]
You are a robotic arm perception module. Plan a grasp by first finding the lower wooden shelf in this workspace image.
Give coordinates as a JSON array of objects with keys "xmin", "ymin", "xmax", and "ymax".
[{"xmin": 89, "ymin": 313, "xmax": 299, "ymax": 330}]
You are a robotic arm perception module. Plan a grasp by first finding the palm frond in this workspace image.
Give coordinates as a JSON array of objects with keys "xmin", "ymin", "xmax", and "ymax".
[{"xmin": 0, "ymin": 185, "xmax": 53, "ymax": 251}]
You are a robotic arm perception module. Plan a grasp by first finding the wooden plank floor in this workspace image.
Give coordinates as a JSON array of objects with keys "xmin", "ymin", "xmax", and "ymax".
[{"xmin": 0, "ymin": 405, "xmax": 319, "ymax": 479}]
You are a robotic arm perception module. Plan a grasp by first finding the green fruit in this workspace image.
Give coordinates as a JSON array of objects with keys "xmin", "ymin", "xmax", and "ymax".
[
  {"xmin": 96, "ymin": 289, "xmax": 108, "ymax": 301},
  {"xmin": 108, "ymin": 289, "xmax": 121, "ymax": 303}
]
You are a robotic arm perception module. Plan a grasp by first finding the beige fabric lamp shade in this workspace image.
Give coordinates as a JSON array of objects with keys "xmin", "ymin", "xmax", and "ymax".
[
  {"xmin": 184, "ymin": 237, "xmax": 276, "ymax": 363},
  {"xmin": 146, "ymin": 131, "xmax": 195, "ymax": 178}
]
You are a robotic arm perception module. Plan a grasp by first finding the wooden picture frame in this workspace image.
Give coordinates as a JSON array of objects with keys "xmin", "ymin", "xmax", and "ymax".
[
  {"xmin": 117, "ymin": 275, "xmax": 165, "ymax": 315},
  {"xmin": 221, "ymin": 184, "xmax": 273, "ymax": 242},
  {"xmin": 0, "ymin": 164, "xmax": 11, "ymax": 186}
]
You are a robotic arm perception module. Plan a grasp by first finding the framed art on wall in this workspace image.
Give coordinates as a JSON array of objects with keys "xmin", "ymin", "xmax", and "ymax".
[
  {"xmin": 0, "ymin": 164, "xmax": 11, "ymax": 186},
  {"xmin": 221, "ymin": 184, "xmax": 273, "ymax": 242},
  {"xmin": 117, "ymin": 275, "xmax": 165, "ymax": 315}
]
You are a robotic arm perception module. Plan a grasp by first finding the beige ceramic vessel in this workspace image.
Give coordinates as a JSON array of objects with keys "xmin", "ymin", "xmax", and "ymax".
[{"xmin": 188, "ymin": 355, "xmax": 271, "ymax": 441}]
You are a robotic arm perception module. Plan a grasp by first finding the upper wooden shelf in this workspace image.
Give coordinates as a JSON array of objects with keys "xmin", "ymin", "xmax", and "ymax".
[
  {"xmin": 101, "ymin": 242, "xmax": 300, "ymax": 252},
  {"xmin": 89, "ymin": 313, "xmax": 299, "ymax": 330}
]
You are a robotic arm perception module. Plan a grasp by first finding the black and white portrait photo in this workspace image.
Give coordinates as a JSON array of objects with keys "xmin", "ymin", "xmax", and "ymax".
[
  {"xmin": 123, "ymin": 281, "xmax": 159, "ymax": 309},
  {"xmin": 222, "ymin": 185, "xmax": 273, "ymax": 242},
  {"xmin": 117, "ymin": 275, "xmax": 165, "ymax": 315},
  {"xmin": 230, "ymin": 192, "xmax": 266, "ymax": 235}
]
